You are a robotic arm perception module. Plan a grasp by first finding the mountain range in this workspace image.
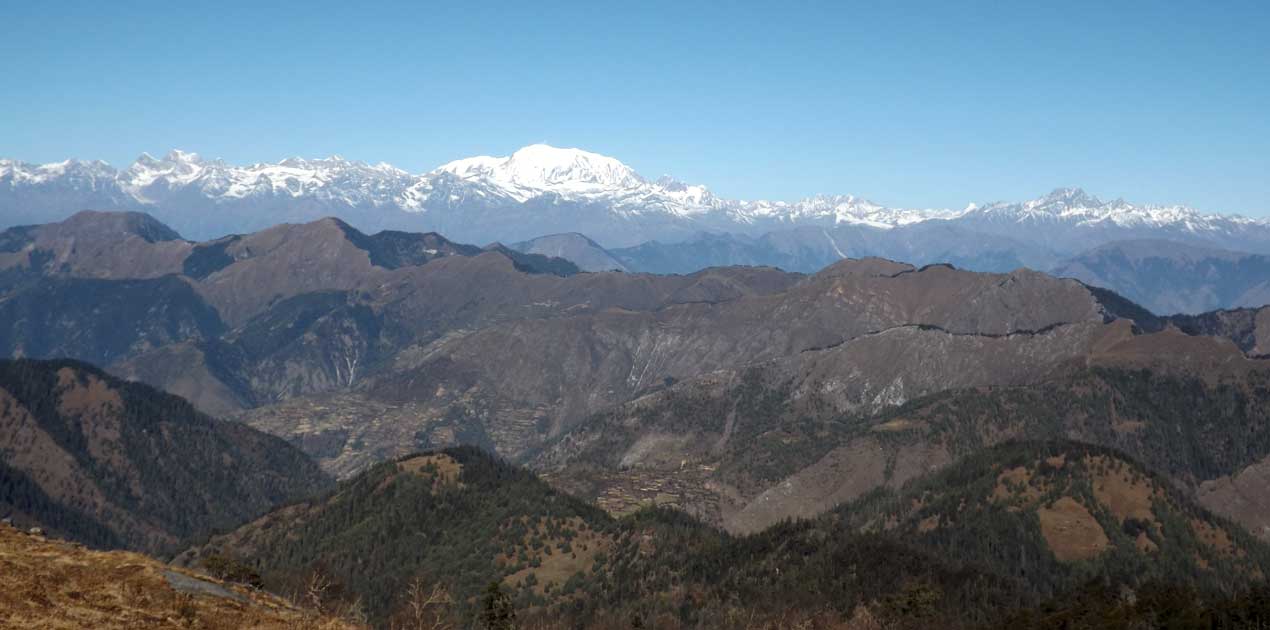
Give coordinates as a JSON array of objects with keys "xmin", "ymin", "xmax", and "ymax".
[
  {"xmin": 4, "ymin": 211, "xmax": 1270, "ymax": 538},
  {"xmin": 511, "ymin": 232, "xmax": 1270, "ymax": 315},
  {"xmin": 7, "ymin": 147, "xmax": 1270, "ymax": 299},
  {"xmin": 5, "ymin": 209, "xmax": 1270, "ymax": 626}
]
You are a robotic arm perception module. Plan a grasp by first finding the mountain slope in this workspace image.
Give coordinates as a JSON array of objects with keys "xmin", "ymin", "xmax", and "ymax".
[
  {"xmin": 0, "ymin": 358, "xmax": 331, "ymax": 553},
  {"xmin": 1053, "ymin": 239, "xmax": 1270, "ymax": 314},
  {"xmin": 239, "ymin": 259, "xmax": 1132, "ymax": 474},
  {"xmin": 0, "ymin": 276, "xmax": 226, "ymax": 367},
  {"xmin": 511, "ymin": 233, "xmax": 627, "ymax": 272},
  {"xmin": 840, "ymin": 440, "xmax": 1270, "ymax": 594},
  {"xmin": 180, "ymin": 443, "xmax": 1270, "ymax": 629},
  {"xmin": 177, "ymin": 446, "xmax": 618, "ymax": 626},
  {"xmin": 0, "ymin": 209, "xmax": 187, "ymax": 280},
  {"xmin": 537, "ymin": 330, "xmax": 1270, "ymax": 539},
  {"xmin": 0, "ymin": 213, "xmax": 591, "ymax": 418},
  {"xmin": 177, "ymin": 446, "xmax": 1022, "ymax": 628}
]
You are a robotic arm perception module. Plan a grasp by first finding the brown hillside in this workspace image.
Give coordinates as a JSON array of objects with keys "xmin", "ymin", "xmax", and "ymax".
[
  {"xmin": 0, "ymin": 522, "xmax": 359, "ymax": 630},
  {"xmin": 0, "ymin": 359, "xmax": 330, "ymax": 552}
]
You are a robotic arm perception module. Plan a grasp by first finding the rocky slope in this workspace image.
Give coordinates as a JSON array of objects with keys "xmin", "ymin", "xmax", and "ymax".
[{"xmin": 0, "ymin": 358, "xmax": 330, "ymax": 553}]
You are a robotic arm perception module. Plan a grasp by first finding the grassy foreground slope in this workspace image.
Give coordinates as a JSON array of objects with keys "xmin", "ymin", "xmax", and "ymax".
[{"xmin": 0, "ymin": 521, "xmax": 360, "ymax": 630}]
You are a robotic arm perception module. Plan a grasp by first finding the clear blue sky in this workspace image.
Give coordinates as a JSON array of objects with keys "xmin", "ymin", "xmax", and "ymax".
[{"xmin": 3, "ymin": 1, "xmax": 1268, "ymax": 215}]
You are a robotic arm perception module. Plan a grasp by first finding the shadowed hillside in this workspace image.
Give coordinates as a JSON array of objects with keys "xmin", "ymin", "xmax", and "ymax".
[{"xmin": 0, "ymin": 358, "xmax": 330, "ymax": 553}]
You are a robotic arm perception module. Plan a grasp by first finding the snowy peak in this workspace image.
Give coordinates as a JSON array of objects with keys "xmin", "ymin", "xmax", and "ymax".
[
  {"xmin": 0, "ymin": 158, "xmax": 116, "ymax": 185},
  {"xmin": 3, "ymin": 147, "xmax": 1267, "ymax": 251},
  {"xmin": 420, "ymin": 144, "xmax": 697, "ymax": 215},
  {"xmin": 116, "ymin": 149, "xmax": 417, "ymax": 204},
  {"xmin": 504, "ymin": 144, "xmax": 645, "ymax": 188},
  {"xmin": 436, "ymin": 144, "xmax": 645, "ymax": 191},
  {"xmin": 733, "ymin": 194, "xmax": 962, "ymax": 229},
  {"xmin": 1034, "ymin": 187, "xmax": 1103, "ymax": 209},
  {"xmin": 124, "ymin": 151, "xmax": 208, "ymax": 193},
  {"xmin": 164, "ymin": 149, "xmax": 203, "ymax": 163},
  {"xmin": 797, "ymin": 194, "xmax": 959, "ymax": 228},
  {"xmin": 959, "ymin": 187, "xmax": 1267, "ymax": 238}
]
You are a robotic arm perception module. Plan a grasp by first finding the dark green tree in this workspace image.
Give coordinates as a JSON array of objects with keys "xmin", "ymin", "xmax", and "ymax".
[{"xmin": 480, "ymin": 581, "xmax": 514, "ymax": 630}]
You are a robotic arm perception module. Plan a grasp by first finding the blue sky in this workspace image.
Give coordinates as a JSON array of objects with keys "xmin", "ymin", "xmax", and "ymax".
[{"xmin": 3, "ymin": 1, "xmax": 1268, "ymax": 215}]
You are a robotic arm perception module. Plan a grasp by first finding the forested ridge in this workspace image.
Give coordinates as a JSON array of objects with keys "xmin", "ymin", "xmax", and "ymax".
[
  {"xmin": 185, "ymin": 442, "xmax": 1270, "ymax": 629},
  {"xmin": 0, "ymin": 358, "xmax": 331, "ymax": 552}
]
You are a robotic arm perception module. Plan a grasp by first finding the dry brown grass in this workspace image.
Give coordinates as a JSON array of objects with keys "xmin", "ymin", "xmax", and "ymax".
[
  {"xmin": 0, "ymin": 523, "xmax": 362, "ymax": 630},
  {"xmin": 1088, "ymin": 456, "xmax": 1158, "ymax": 523},
  {"xmin": 1037, "ymin": 497, "xmax": 1109, "ymax": 562},
  {"xmin": 55, "ymin": 368, "xmax": 123, "ymax": 418},
  {"xmin": 503, "ymin": 517, "xmax": 614, "ymax": 597},
  {"xmin": 374, "ymin": 454, "xmax": 464, "ymax": 495},
  {"xmin": 395, "ymin": 454, "xmax": 461, "ymax": 482}
]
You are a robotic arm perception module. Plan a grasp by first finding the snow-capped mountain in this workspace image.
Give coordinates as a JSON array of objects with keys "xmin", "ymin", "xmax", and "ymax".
[
  {"xmin": 0, "ymin": 144, "xmax": 1035, "ymax": 241},
  {"xmin": 965, "ymin": 187, "xmax": 1236, "ymax": 229},
  {"xmin": 732, "ymin": 194, "xmax": 965, "ymax": 230},
  {"xmin": 1, "ymin": 158, "xmax": 138, "ymax": 228},
  {"xmin": 394, "ymin": 145, "xmax": 730, "ymax": 239},
  {"xmin": 0, "ymin": 158, "xmax": 117, "ymax": 186},
  {"xmin": 957, "ymin": 187, "xmax": 1270, "ymax": 254},
  {"xmin": 434, "ymin": 144, "xmax": 648, "ymax": 196},
  {"xmin": 3, "ymin": 145, "xmax": 1268, "ymax": 256},
  {"xmin": 119, "ymin": 150, "xmax": 416, "ymax": 206}
]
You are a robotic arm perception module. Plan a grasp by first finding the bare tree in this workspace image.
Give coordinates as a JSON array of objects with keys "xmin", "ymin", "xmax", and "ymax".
[
  {"xmin": 305, "ymin": 570, "xmax": 334, "ymax": 613},
  {"xmin": 392, "ymin": 577, "xmax": 453, "ymax": 630}
]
